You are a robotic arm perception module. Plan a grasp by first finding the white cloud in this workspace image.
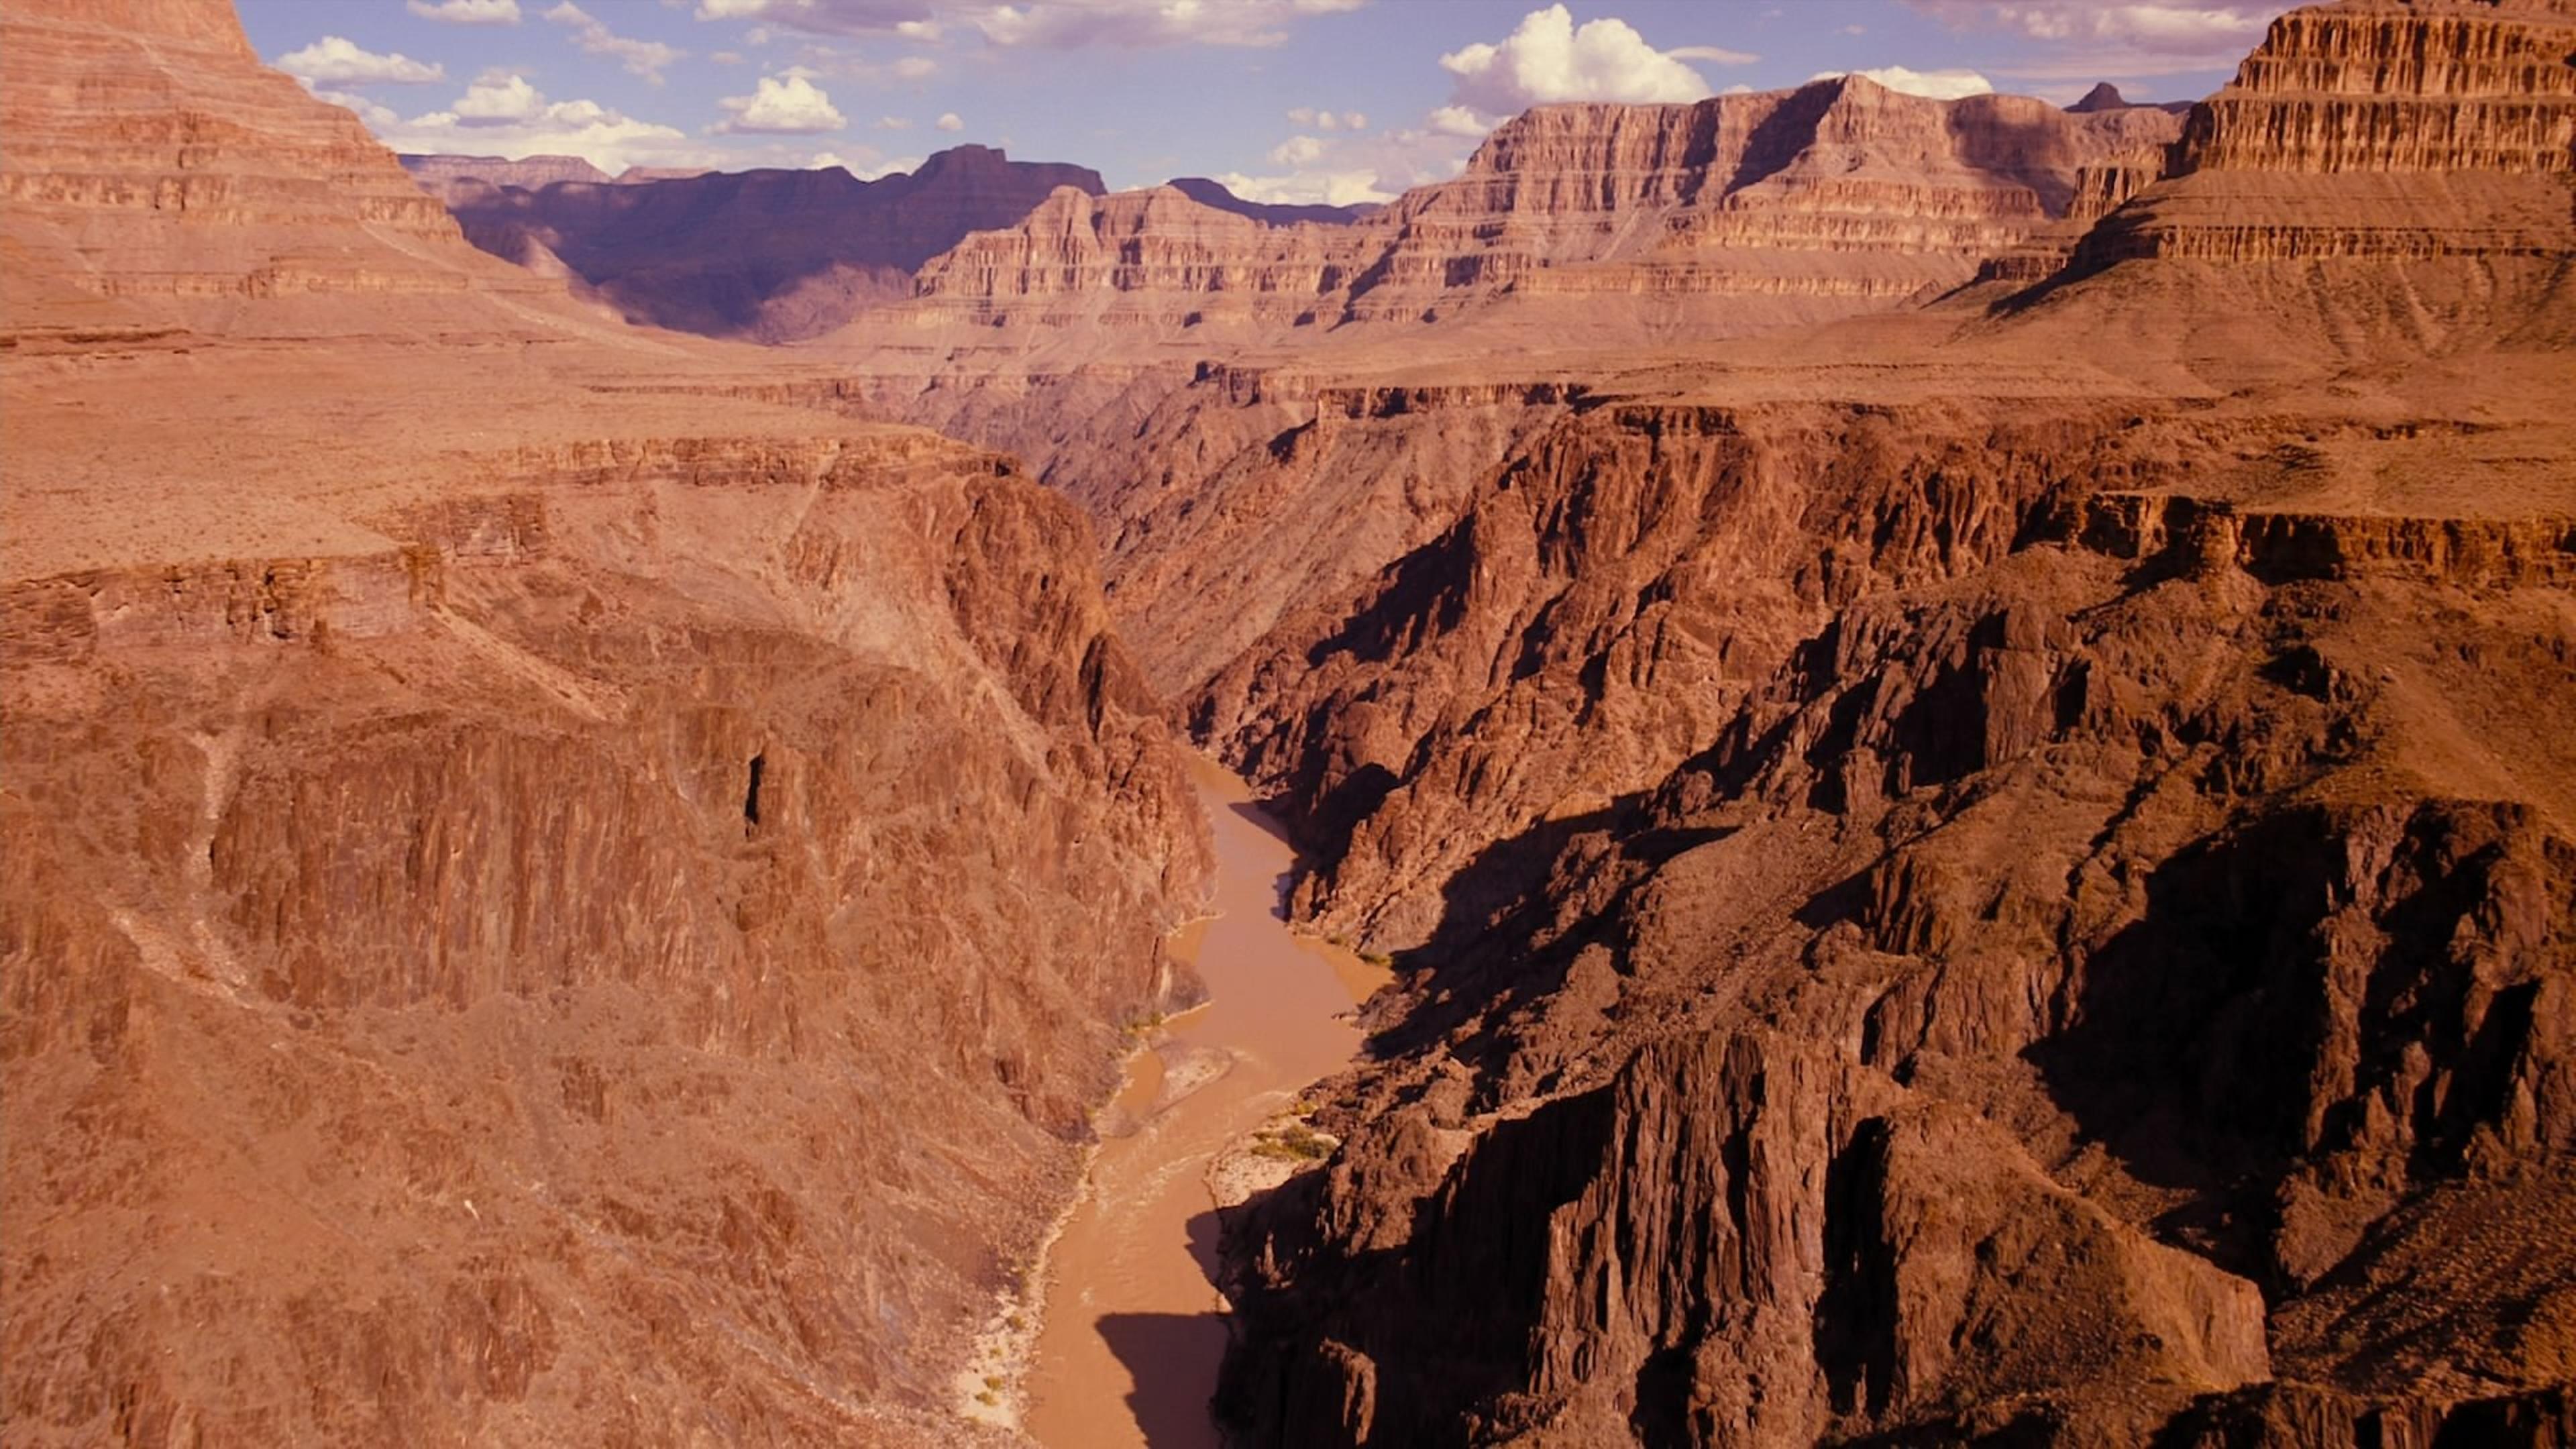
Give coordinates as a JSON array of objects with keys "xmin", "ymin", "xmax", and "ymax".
[
  {"xmin": 892, "ymin": 55, "xmax": 937, "ymax": 78},
  {"xmin": 711, "ymin": 50, "xmax": 746, "ymax": 63},
  {"xmin": 1811, "ymin": 65, "xmax": 1994, "ymax": 99},
  {"xmin": 1212, "ymin": 116, "xmax": 1476, "ymax": 211},
  {"xmin": 544, "ymin": 3, "xmax": 686, "ymax": 83},
  {"xmin": 1669, "ymin": 44, "xmax": 1756, "ymax": 64},
  {"xmin": 372, "ymin": 88, "xmax": 711, "ymax": 173},
  {"xmin": 274, "ymin": 36, "xmax": 445, "ymax": 85},
  {"xmin": 1440, "ymin": 4, "xmax": 1711, "ymax": 113},
  {"xmin": 454, "ymin": 70, "xmax": 545, "ymax": 121},
  {"xmin": 935, "ymin": 111, "xmax": 964, "ymax": 131},
  {"xmin": 714, "ymin": 74, "xmax": 849, "ymax": 132},
  {"xmin": 876, "ymin": 114, "xmax": 913, "ymax": 129},
  {"xmin": 1427, "ymin": 104, "xmax": 1491, "ymax": 139},
  {"xmin": 694, "ymin": 0, "xmax": 1363, "ymax": 49},
  {"xmin": 1212, "ymin": 169, "xmax": 1392, "ymax": 207},
  {"xmin": 1902, "ymin": 1, "xmax": 2288, "ymax": 78},
  {"xmin": 407, "ymin": 0, "xmax": 521, "ymax": 22}
]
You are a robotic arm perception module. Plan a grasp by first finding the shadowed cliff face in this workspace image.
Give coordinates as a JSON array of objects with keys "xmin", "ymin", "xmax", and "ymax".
[
  {"xmin": 1040, "ymin": 4, "xmax": 2576, "ymax": 1445},
  {"xmin": 419, "ymin": 146, "xmax": 1110, "ymax": 343},
  {"xmin": 1215, "ymin": 484, "xmax": 2576, "ymax": 1448}
]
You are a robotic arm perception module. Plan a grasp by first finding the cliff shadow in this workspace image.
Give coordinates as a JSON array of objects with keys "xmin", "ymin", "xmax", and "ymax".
[
  {"xmin": 1093, "ymin": 1311, "xmax": 1227, "ymax": 1448},
  {"xmin": 1364, "ymin": 788, "xmax": 1729, "ymax": 1068},
  {"xmin": 1087, "ymin": 1208, "xmax": 1232, "ymax": 1446}
]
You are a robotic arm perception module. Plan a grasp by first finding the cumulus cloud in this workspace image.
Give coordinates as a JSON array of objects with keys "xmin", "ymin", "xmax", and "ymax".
[
  {"xmin": 368, "ymin": 78, "xmax": 713, "ymax": 173},
  {"xmin": 876, "ymin": 114, "xmax": 913, "ymax": 129},
  {"xmin": 407, "ymin": 0, "xmax": 521, "ymax": 22},
  {"xmin": 274, "ymin": 36, "xmax": 445, "ymax": 85},
  {"xmin": 544, "ymin": 3, "xmax": 686, "ymax": 83},
  {"xmin": 714, "ymin": 74, "xmax": 849, "ymax": 132},
  {"xmin": 808, "ymin": 148, "xmax": 914, "ymax": 177},
  {"xmin": 1426, "ymin": 104, "xmax": 1491, "ymax": 139},
  {"xmin": 1902, "ymin": 1, "xmax": 2288, "ymax": 78},
  {"xmin": 453, "ymin": 70, "xmax": 545, "ymax": 122},
  {"xmin": 1811, "ymin": 64, "xmax": 1994, "ymax": 99},
  {"xmin": 692, "ymin": 0, "xmax": 1362, "ymax": 48},
  {"xmin": 1214, "ymin": 115, "xmax": 1477, "ymax": 211},
  {"xmin": 1440, "ymin": 4, "xmax": 1711, "ymax": 113},
  {"xmin": 935, "ymin": 111, "xmax": 964, "ymax": 131}
]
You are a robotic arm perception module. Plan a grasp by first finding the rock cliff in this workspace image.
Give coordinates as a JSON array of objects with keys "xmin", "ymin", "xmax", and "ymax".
[
  {"xmin": 1162, "ymin": 6, "xmax": 2576, "ymax": 1444},
  {"xmin": 2063, "ymin": 0, "xmax": 2576, "ymax": 271},
  {"xmin": 0, "ymin": 0, "xmax": 549, "ymax": 343},
  {"xmin": 1, "ymin": 3, "xmax": 1216, "ymax": 1443},
  {"xmin": 435, "ymin": 146, "xmax": 1108, "ymax": 341},
  {"xmin": 1218, "ymin": 476, "xmax": 2576, "ymax": 1442},
  {"xmin": 892, "ymin": 78, "xmax": 2180, "ymax": 343}
]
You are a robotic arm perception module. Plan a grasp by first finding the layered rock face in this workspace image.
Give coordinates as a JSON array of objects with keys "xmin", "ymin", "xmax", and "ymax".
[
  {"xmin": 2, "ymin": 2, "xmax": 1218, "ymax": 1442},
  {"xmin": 897, "ymin": 78, "xmax": 2178, "ymax": 342},
  {"xmin": 909, "ymin": 184, "xmax": 1372, "ymax": 331},
  {"xmin": 433, "ymin": 146, "xmax": 1107, "ymax": 341},
  {"xmin": 0, "ymin": 0, "xmax": 537, "ymax": 340},
  {"xmin": 3, "ymin": 425, "xmax": 1214, "ymax": 1446},
  {"xmin": 2068, "ymin": 0, "xmax": 2576, "ymax": 269},
  {"xmin": 1220, "ymin": 480, "xmax": 2576, "ymax": 1444}
]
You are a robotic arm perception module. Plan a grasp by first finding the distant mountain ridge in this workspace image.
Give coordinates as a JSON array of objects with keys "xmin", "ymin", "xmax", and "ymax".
[{"xmin": 415, "ymin": 144, "xmax": 1106, "ymax": 341}]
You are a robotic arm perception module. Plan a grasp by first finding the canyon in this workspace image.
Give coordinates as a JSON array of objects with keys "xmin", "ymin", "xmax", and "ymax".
[{"xmin": 5, "ymin": 0, "xmax": 2575, "ymax": 1445}]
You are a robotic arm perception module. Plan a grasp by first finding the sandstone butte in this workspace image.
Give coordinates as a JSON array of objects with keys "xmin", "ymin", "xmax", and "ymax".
[{"xmin": 5, "ymin": 0, "xmax": 2576, "ymax": 1446}]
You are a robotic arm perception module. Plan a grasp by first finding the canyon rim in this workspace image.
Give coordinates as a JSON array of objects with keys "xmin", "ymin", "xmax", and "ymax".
[{"xmin": 3, "ymin": 1, "xmax": 2573, "ymax": 1446}]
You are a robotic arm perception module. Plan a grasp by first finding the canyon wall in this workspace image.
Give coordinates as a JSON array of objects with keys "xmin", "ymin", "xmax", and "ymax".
[
  {"xmin": 2068, "ymin": 0, "xmax": 2576, "ymax": 271},
  {"xmin": 1162, "ymin": 3, "xmax": 2576, "ymax": 1444},
  {"xmin": 892, "ymin": 78, "xmax": 2181, "ymax": 344},
  {"xmin": 3, "ymin": 427, "xmax": 1215, "ymax": 1446},
  {"xmin": 1, "ymin": 1, "xmax": 1218, "ymax": 1442},
  {"xmin": 0, "ymin": 0, "xmax": 557, "ymax": 343}
]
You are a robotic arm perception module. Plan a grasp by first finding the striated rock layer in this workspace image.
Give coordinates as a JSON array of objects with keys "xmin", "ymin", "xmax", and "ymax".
[
  {"xmin": 0, "ymin": 0, "xmax": 562, "ymax": 343},
  {"xmin": 872, "ymin": 4, "xmax": 2576, "ymax": 1445},
  {"xmin": 889, "ymin": 76, "xmax": 2180, "ymax": 344},
  {"xmin": 1, "ymin": 2, "xmax": 1216, "ymax": 1444}
]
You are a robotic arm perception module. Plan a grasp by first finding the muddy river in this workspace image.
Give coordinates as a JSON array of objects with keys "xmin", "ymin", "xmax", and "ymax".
[{"xmin": 1020, "ymin": 759, "xmax": 1384, "ymax": 1448}]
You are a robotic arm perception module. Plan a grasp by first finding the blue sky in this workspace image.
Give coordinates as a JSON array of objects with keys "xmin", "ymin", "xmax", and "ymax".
[{"xmin": 238, "ymin": 1, "xmax": 2290, "ymax": 199}]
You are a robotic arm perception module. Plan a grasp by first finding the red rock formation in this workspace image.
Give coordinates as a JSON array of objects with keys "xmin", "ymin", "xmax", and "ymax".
[
  {"xmin": 2067, "ymin": 0, "xmax": 2576, "ymax": 270},
  {"xmin": 0, "ymin": 0, "xmax": 553, "ymax": 343},
  {"xmin": 890, "ymin": 77, "xmax": 2180, "ymax": 345},
  {"xmin": 0, "ymin": 3, "xmax": 1216, "ymax": 1442}
]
